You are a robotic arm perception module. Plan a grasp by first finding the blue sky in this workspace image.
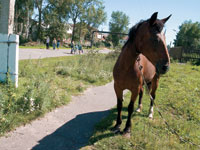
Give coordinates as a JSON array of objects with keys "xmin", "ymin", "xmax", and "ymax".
[{"xmin": 102, "ymin": 0, "xmax": 200, "ymax": 46}]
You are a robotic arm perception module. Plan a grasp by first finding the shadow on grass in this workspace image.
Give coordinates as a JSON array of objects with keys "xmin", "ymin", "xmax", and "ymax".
[
  {"xmin": 32, "ymin": 106, "xmax": 150, "ymax": 150},
  {"xmin": 87, "ymin": 107, "xmax": 149, "ymax": 145},
  {"xmin": 191, "ymin": 59, "xmax": 200, "ymax": 66},
  {"xmin": 32, "ymin": 110, "xmax": 111, "ymax": 150}
]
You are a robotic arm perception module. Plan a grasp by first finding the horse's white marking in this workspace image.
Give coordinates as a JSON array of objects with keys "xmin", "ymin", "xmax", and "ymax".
[
  {"xmin": 136, "ymin": 108, "xmax": 141, "ymax": 112},
  {"xmin": 149, "ymin": 106, "xmax": 154, "ymax": 118},
  {"xmin": 136, "ymin": 104, "xmax": 142, "ymax": 112}
]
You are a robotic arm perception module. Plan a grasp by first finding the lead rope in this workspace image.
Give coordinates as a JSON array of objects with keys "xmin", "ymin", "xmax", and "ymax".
[{"xmin": 137, "ymin": 57, "xmax": 200, "ymax": 148}]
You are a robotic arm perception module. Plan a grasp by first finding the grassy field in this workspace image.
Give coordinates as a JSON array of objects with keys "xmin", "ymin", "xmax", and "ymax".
[
  {"xmin": 0, "ymin": 51, "xmax": 118, "ymax": 136},
  {"xmin": 19, "ymin": 45, "xmax": 69, "ymax": 49},
  {"xmin": 82, "ymin": 62, "xmax": 200, "ymax": 150},
  {"xmin": 19, "ymin": 45, "xmax": 113, "ymax": 51}
]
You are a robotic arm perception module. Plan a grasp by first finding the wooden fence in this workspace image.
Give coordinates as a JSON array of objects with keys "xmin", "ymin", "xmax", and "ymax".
[
  {"xmin": 169, "ymin": 47, "xmax": 200, "ymax": 61},
  {"xmin": 181, "ymin": 49, "xmax": 200, "ymax": 61}
]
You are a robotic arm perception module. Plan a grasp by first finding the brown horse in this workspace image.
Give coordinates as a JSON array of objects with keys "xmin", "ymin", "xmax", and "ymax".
[{"xmin": 112, "ymin": 12, "xmax": 171, "ymax": 137}]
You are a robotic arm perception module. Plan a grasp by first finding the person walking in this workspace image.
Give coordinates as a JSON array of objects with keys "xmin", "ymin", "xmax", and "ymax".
[
  {"xmin": 70, "ymin": 41, "xmax": 74, "ymax": 54},
  {"xmin": 53, "ymin": 38, "xmax": 57, "ymax": 50},
  {"xmin": 57, "ymin": 38, "xmax": 60, "ymax": 50},
  {"xmin": 75, "ymin": 43, "xmax": 79, "ymax": 54},
  {"xmin": 46, "ymin": 36, "xmax": 50, "ymax": 49},
  {"xmin": 78, "ymin": 43, "xmax": 83, "ymax": 54}
]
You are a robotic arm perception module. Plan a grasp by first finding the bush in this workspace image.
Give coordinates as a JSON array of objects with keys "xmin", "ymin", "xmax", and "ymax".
[{"xmin": 19, "ymin": 35, "xmax": 30, "ymax": 45}]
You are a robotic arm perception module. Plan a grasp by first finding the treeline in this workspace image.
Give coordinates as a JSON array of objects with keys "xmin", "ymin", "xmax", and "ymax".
[
  {"xmin": 174, "ymin": 21, "xmax": 200, "ymax": 50},
  {"xmin": 14, "ymin": 0, "xmax": 107, "ymax": 45}
]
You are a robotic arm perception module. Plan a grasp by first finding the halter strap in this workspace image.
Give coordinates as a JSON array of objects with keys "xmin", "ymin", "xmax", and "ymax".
[
  {"xmin": 135, "ymin": 44, "xmax": 141, "ymax": 55},
  {"xmin": 136, "ymin": 55, "xmax": 143, "ymax": 71}
]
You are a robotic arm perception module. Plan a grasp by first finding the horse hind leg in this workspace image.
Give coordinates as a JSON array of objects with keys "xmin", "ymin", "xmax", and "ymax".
[
  {"xmin": 136, "ymin": 87, "xmax": 144, "ymax": 112},
  {"xmin": 112, "ymin": 84, "xmax": 123, "ymax": 133},
  {"xmin": 123, "ymin": 90, "xmax": 139, "ymax": 138}
]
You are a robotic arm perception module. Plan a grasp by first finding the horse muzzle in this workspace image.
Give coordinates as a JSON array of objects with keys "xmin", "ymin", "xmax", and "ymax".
[{"xmin": 156, "ymin": 60, "xmax": 170, "ymax": 75}]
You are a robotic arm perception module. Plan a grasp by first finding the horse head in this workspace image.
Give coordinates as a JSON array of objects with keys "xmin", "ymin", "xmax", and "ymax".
[{"xmin": 135, "ymin": 12, "xmax": 171, "ymax": 75}]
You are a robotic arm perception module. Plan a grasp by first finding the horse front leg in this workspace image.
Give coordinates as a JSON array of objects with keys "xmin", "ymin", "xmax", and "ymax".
[
  {"xmin": 149, "ymin": 95, "xmax": 155, "ymax": 119},
  {"xmin": 123, "ymin": 91, "xmax": 138, "ymax": 138},
  {"xmin": 149, "ymin": 75, "xmax": 159, "ymax": 119},
  {"xmin": 136, "ymin": 87, "xmax": 143, "ymax": 112}
]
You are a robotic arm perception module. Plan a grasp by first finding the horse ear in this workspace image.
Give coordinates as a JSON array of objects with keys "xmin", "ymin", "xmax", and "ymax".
[
  {"xmin": 150, "ymin": 12, "xmax": 158, "ymax": 26},
  {"xmin": 161, "ymin": 14, "xmax": 172, "ymax": 24}
]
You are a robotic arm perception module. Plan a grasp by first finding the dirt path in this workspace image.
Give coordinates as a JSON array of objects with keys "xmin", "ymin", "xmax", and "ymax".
[
  {"xmin": 0, "ymin": 82, "xmax": 116, "ymax": 150},
  {"xmin": 19, "ymin": 48, "xmax": 111, "ymax": 60}
]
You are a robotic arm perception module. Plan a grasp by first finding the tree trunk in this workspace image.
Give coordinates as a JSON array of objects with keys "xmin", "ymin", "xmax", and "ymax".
[
  {"xmin": 0, "ymin": 0, "xmax": 15, "ymax": 34},
  {"xmin": 37, "ymin": 8, "xmax": 42, "ymax": 40},
  {"xmin": 25, "ymin": 5, "xmax": 30, "ymax": 39},
  {"xmin": 14, "ymin": 14, "xmax": 18, "ymax": 34},
  {"xmin": 71, "ymin": 19, "xmax": 76, "ymax": 44},
  {"xmin": 79, "ymin": 20, "xmax": 83, "ymax": 42},
  {"xmin": 36, "ymin": 0, "xmax": 43, "ymax": 41}
]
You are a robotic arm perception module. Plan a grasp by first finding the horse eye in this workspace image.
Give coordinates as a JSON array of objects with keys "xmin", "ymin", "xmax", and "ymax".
[
  {"xmin": 154, "ymin": 38, "xmax": 159, "ymax": 43},
  {"xmin": 154, "ymin": 26, "xmax": 162, "ymax": 33}
]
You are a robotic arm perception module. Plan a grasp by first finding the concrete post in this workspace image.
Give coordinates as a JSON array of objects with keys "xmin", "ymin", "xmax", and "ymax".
[
  {"xmin": 0, "ymin": 0, "xmax": 18, "ymax": 87},
  {"xmin": 0, "ymin": 34, "xmax": 19, "ymax": 87},
  {"xmin": 0, "ymin": 0, "xmax": 15, "ymax": 34}
]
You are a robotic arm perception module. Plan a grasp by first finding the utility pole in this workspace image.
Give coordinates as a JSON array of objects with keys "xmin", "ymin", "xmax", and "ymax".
[
  {"xmin": 0, "ymin": 0, "xmax": 19, "ymax": 87},
  {"xmin": 0, "ymin": 0, "xmax": 15, "ymax": 34}
]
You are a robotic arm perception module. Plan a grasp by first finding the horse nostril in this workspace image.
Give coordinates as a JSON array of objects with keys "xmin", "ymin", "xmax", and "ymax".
[{"xmin": 162, "ymin": 65, "xmax": 169, "ymax": 72}]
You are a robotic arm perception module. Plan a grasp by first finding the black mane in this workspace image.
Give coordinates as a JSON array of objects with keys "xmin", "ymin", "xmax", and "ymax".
[{"xmin": 122, "ymin": 20, "xmax": 147, "ymax": 49}]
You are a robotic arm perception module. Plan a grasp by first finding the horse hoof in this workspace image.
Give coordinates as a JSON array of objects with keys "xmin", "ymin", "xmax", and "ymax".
[
  {"xmin": 111, "ymin": 126, "xmax": 121, "ymax": 134},
  {"xmin": 148, "ymin": 114, "xmax": 153, "ymax": 119},
  {"xmin": 122, "ymin": 130, "xmax": 131, "ymax": 138},
  {"xmin": 136, "ymin": 108, "xmax": 141, "ymax": 112}
]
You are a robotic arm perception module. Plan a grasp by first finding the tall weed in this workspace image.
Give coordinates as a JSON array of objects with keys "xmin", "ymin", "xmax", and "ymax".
[{"xmin": 0, "ymin": 51, "xmax": 118, "ymax": 136}]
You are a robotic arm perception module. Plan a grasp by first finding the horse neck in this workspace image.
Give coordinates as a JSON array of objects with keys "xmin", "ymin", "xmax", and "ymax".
[{"xmin": 118, "ymin": 42, "xmax": 138, "ymax": 70}]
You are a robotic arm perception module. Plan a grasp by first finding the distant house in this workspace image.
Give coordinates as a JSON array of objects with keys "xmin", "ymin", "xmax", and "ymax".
[
  {"xmin": 97, "ymin": 33, "xmax": 106, "ymax": 41},
  {"xmin": 66, "ymin": 24, "xmax": 73, "ymax": 34},
  {"xmin": 64, "ymin": 24, "xmax": 108, "ymax": 46},
  {"xmin": 97, "ymin": 34, "xmax": 103, "ymax": 39}
]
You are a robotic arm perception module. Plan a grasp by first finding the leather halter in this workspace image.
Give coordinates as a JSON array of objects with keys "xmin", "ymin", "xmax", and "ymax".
[{"xmin": 135, "ymin": 44, "xmax": 141, "ymax": 55}]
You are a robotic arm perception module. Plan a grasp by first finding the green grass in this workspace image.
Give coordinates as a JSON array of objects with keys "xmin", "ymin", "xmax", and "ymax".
[
  {"xmin": 19, "ymin": 45, "xmax": 69, "ymax": 49},
  {"xmin": 82, "ymin": 62, "xmax": 200, "ymax": 150},
  {"xmin": 0, "ymin": 52, "xmax": 118, "ymax": 136},
  {"xmin": 19, "ymin": 45, "xmax": 45, "ymax": 49},
  {"xmin": 19, "ymin": 45, "xmax": 114, "ymax": 51}
]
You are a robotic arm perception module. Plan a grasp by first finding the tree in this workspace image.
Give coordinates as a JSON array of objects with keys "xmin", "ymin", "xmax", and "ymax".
[
  {"xmin": 68, "ymin": 0, "xmax": 83, "ymax": 43},
  {"xmin": 68, "ymin": 0, "xmax": 106, "ymax": 43},
  {"xmin": 46, "ymin": 0, "xmax": 71, "ymax": 22},
  {"xmin": 109, "ymin": 11, "xmax": 129, "ymax": 47},
  {"xmin": 174, "ymin": 21, "xmax": 200, "ymax": 49},
  {"xmin": 34, "ymin": 0, "xmax": 46, "ymax": 40},
  {"xmin": 43, "ymin": 0, "xmax": 71, "ymax": 41},
  {"xmin": 14, "ymin": 0, "xmax": 34, "ymax": 38},
  {"xmin": 83, "ymin": 2, "xmax": 106, "ymax": 41},
  {"xmin": 12, "ymin": 0, "xmax": 106, "ymax": 44}
]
